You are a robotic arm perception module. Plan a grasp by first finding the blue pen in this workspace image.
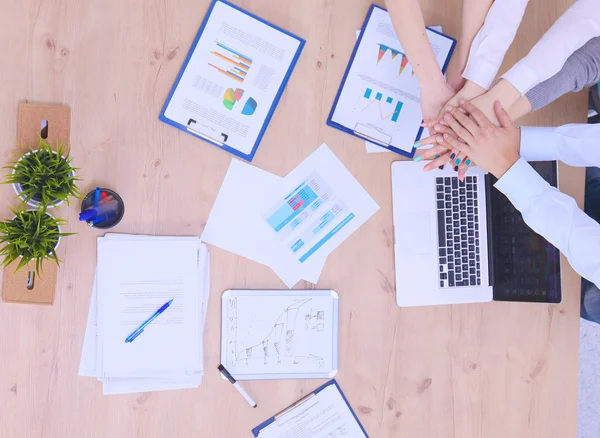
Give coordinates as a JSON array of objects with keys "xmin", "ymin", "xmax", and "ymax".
[
  {"xmin": 91, "ymin": 210, "xmax": 117, "ymax": 226},
  {"xmin": 93, "ymin": 187, "xmax": 100, "ymax": 208},
  {"xmin": 125, "ymin": 299, "xmax": 174, "ymax": 343},
  {"xmin": 79, "ymin": 200, "xmax": 119, "ymax": 221}
]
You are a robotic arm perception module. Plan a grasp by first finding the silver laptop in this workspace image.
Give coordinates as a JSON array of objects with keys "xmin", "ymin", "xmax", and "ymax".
[
  {"xmin": 392, "ymin": 160, "xmax": 563, "ymax": 307},
  {"xmin": 392, "ymin": 160, "xmax": 492, "ymax": 306}
]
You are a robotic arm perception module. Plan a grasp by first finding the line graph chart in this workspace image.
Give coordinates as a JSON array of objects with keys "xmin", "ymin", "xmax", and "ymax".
[
  {"xmin": 222, "ymin": 292, "xmax": 337, "ymax": 378},
  {"xmin": 358, "ymin": 88, "xmax": 403, "ymax": 123}
]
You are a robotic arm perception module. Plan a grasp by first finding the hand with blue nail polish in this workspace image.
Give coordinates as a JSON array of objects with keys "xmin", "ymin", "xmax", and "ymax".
[{"xmin": 441, "ymin": 100, "xmax": 520, "ymax": 179}]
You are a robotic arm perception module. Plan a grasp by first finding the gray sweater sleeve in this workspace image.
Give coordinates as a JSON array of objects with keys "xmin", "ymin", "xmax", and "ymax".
[{"xmin": 525, "ymin": 37, "xmax": 600, "ymax": 111}]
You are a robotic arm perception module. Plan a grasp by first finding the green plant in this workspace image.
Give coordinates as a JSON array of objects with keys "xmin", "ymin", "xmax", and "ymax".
[
  {"xmin": 5, "ymin": 138, "xmax": 80, "ymax": 206},
  {"xmin": 0, "ymin": 208, "xmax": 74, "ymax": 274}
]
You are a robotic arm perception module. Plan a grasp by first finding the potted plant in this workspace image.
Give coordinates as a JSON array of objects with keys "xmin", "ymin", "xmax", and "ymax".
[
  {"xmin": 5, "ymin": 138, "xmax": 80, "ymax": 208},
  {"xmin": 0, "ymin": 208, "xmax": 73, "ymax": 274}
]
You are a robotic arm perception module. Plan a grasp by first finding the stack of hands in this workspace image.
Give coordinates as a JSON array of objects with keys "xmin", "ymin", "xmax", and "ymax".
[{"xmin": 415, "ymin": 81, "xmax": 523, "ymax": 182}]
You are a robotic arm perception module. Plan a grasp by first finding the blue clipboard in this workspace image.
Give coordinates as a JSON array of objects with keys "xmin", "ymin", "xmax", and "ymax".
[
  {"xmin": 326, "ymin": 4, "xmax": 456, "ymax": 158},
  {"xmin": 252, "ymin": 379, "xmax": 369, "ymax": 437},
  {"xmin": 159, "ymin": 0, "xmax": 305, "ymax": 162}
]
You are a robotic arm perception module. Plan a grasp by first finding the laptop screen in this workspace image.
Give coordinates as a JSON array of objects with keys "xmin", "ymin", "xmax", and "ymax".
[{"xmin": 487, "ymin": 161, "xmax": 562, "ymax": 303}]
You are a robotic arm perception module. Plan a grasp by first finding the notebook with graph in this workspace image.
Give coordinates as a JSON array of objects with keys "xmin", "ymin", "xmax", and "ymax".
[
  {"xmin": 221, "ymin": 290, "xmax": 339, "ymax": 380},
  {"xmin": 160, "ymin": 0, "xmax": 305, "ymax": 162},
  {"xmin": 327, "ymin": 4, "xmax": 456, "ymax": 158}
]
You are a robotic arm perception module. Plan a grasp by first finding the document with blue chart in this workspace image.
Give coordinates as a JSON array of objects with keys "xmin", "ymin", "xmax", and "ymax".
[
  {"xmin": 328, "ymin": 5, "xmax": 455, "ymax": 156},
  {"xmin": 262, "ymin": 144, "xmax": 379, "ymax": 276},
  {"xmin": 160, "ymin": 0, "xmax": 304, "ymax": 161}
]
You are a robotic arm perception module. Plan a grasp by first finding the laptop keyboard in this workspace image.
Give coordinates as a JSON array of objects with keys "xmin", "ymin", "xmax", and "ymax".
[{"xmin": 436, "ymin": 176, "xmax": 482, "ymax": 288}]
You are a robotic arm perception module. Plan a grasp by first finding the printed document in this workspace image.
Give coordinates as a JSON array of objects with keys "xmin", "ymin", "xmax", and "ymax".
[
  {"xmin": 359, "ymin": 27, "xmax": 442, "ymax": 154},
  {"xmin": 162, "ymin": 0, "xmax": 301, "ymax": 156},
  {"xmin": 201, "ymin": 159, "xmax": 326, "ymax": 287},
  {"xmin": 202, "ymin": 144, "xmax": 378, "ymax": 288},
  {"xmin": 330, "ymin": 6, "xmax": 454, "ymax": 154},
  {"xmin": 256, "ymin": 384, "xmax": 367, "ymax": 438},
  {"xmin": 79, "ymin": 235, "xmax": 210, "ymax": 394},
  {"xmin": 263, "ymin": 144, "xmax": 379, "ymax": 272}
]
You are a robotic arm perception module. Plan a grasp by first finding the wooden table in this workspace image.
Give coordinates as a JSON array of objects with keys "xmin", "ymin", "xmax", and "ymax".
[{"xmin": 0, "ymin": 0, "xmax": 587, "ymax": 437}]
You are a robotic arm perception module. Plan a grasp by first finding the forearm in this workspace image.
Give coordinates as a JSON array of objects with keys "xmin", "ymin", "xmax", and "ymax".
[
  {"xmin": 520, "ymin": 38, "xmax": 600, "ymax": 113},
  {"xmin": 495, "ymin": 159, "xmax": 600, "ymax": 286},
  {"xmin": 502, "ymin": 0, "xmax": 600, "ymax": 95},
  {"xmin": 482, "ymin": 79, "xmax": 522, "ymax": 111},
  {"xmin": 457, "ymin": 0, "xmax": 494, "ymax": 66},
  {"xmin": 508, "ymin": 37, "xmax": 600, "ymax": 119},
  {"xmin": 385, "ymin": 0, "xmax": 445, "ymax": 89},
  {"xmin": 463, "ymin": 0, "xmax": 530, "ymax": 89},
  {"xmin": 518, "ymin": 124, "xmax": 600, "ymax": 166},
  {"xmin": 507, "ymin": 96, "xmax": 532, "ymax": 121}
]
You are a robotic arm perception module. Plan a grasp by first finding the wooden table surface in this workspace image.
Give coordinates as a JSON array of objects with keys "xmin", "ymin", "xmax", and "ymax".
[{"xmin": 0, "ymin": 0, "xmax": 588, "ymax": 437}]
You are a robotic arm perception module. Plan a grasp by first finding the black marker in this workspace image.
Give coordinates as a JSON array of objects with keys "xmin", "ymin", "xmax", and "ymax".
[{"xmin": 218, "ymin": 364, "xmax": 257, "ymax": 408}]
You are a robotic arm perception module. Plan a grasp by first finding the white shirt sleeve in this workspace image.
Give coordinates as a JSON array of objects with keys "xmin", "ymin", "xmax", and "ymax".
[
  {"xmin": 519, "ymin": 124, "xmax": 600, "ymax": 166},
  {"xmin": 494, "ymin": 158, "xmax": 600, "ymax": 286},
  {"xmin": 462, "ymin": 0, "xmax": 530, "ymax": 90},
  {"xmin": 501, "ymin": 0, "xmax": 600, "ymax": 95}
]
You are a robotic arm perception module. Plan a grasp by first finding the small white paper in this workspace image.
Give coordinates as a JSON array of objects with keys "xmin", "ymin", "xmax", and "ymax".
[
  {"xmin": 262, "ymin": 144, "xmax": 379, "ymax": 274},
  {"xmin": 201, "ymin": 159, "xmax": 326, "ymax": 287}
]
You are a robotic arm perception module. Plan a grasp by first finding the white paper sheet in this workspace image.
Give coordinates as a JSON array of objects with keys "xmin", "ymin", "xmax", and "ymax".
[
  {"xmin": 79, "ymin": 234, "xmax": 210, "ymax": 395},
  {"xmin": 262, "ymin": 144, "xmax": 379, "ymax": 274},
  {"xmin": 221, "ymin": 290, "xmax": 338, "ymax": 380},
  {"xmin": 201, "ymin": 159, "xmax": 326, "ymax": 287},
  {"xmin": 330, "ymin": 6, "xmax": 453, "ymax": 154},
  {"xmin": 162, "ymin": 0, "xmax": 301, "ymax": 155},
  {"xmin": 363, "ymin": 25, "xmax": 442, "ymax": 155},
  {"xmin": 97, "ymin": 239, "xmax": 200, "ymax": 377},
  {"xmin": 256, "ymin": 384, "xmax": 367, "ymax": 438},
  {"xmin": 79, "ymin": 276, "xmax": 99, "ymax": 378}
]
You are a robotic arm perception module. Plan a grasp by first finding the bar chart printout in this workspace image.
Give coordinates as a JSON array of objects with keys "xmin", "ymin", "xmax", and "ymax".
[
  {"xmin": 361, "ymin": 88, "xmax": 403, "ymax": 123},
  {"xmin": 209, "ymin": 42, "xmax": 253, "ymax": 83}
]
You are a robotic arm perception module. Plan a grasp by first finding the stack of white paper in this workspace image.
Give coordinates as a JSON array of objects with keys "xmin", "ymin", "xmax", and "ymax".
[
  {"xmin": 202, "ymin": 144, "xmax": 379, "ymax": 287},
  {"xmin": 79, "ymin": 234, "xmax": 210, "ymax": 395}
]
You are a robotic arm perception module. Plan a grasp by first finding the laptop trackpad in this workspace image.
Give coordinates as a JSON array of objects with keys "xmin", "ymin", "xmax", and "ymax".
[{"xmin": 397, "ymin": 212, "xmax": 431, "ymax": 255}]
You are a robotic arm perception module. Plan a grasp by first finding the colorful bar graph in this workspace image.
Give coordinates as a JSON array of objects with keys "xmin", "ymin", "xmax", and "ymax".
[
  {"xmin": 209, "ymin": 41, "xmax": 253, "ymax": 84},
  {"xmin": 208, "ymin": 64, "xmax": 244, "ymax": 83},
  {"xmin": 209, "ymin": 51, "xmax": 250, "ymax": 71},
  {"xmin": 232, "ymin": 66, "xmax": 247, "ymax": 76},
  {"xmin": 234, "ymin": 57, "xmax": 251, "ymax": 69},
  {"xmin": 216, "ymin": 42, "xmax": 253, "ymax": 64},
  {"xmin": 391, "ymin": 101, "xmax": 403, "ymax": 123},
  {"xmin": 361, "ymin": 87, "xmax": 404, "ymax": 124}
]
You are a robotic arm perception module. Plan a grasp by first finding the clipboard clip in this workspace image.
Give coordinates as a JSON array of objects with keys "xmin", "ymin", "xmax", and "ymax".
[
  {"xmin": 186, "ymin": 118, "xmax": 228, "ymax": 146},
  {"xmin": 352, "ymin": 130, "xmax": 390, "ymax": 147},
  {"xmin": 274, "ymin": 392, "xmax": 316, "ymax": 420},
  {"xmin": 352, "ymin": 123, "xmax": 392, "ymax": 148}
]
